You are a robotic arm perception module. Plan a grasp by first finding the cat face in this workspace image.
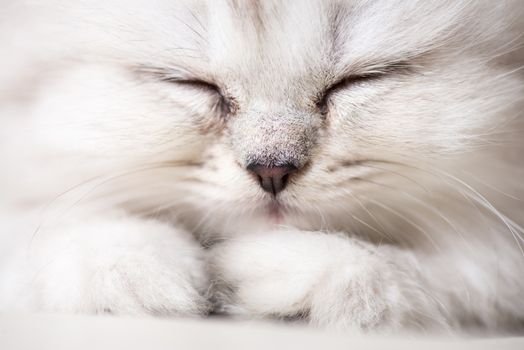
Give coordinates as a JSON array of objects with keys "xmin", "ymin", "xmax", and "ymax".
[{"xmin": 10, "ymin": 0, "xmax": 523, "ymax": 233}]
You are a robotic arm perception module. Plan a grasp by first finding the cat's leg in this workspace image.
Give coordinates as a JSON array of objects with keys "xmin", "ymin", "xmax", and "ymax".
[
  {"xmin": 0, "ymin": 211, "xmax": 210, "ymax": 316},
  {"xmin": 211, "ymin": 229, "xmax": 447, "ymax": 331}
]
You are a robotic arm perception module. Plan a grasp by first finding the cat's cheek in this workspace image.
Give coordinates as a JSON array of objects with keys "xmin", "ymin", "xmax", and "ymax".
[{"xmin": 26, "ymin": 64, "xmax": 207, "ymax": 161}]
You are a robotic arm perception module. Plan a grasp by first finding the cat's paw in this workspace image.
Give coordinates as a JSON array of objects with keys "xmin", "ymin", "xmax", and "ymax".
[
  {"xmin": 211, "ymin": 230, "xmax": 445, "ymax": 331},
  {"xmin": 23, "ymin": 215, "xmax": 210, "ymax": 316}
]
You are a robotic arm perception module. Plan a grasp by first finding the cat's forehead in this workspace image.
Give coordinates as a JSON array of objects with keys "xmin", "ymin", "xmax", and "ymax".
[
  {"xmin": 97, "ymin": 0, "xmax": 486, "ymax": 99},
  {"xmin": 140, "ymin": 0, "xmax": 471, "ymax": 102},
  {"xmin": 201, "ymin": 0, "xmax": 340, "ymax": 96},
  {"xmin": 171, "ymin": 0, "xmax": 469, "ymax": 75}
]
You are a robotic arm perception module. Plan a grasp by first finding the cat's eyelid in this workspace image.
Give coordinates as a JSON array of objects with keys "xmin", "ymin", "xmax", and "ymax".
[
  {"xmin": 338, "ymin": 59, "xmax": 413, "ymax": 82},
  {"xmin": 135, "ymin": 65, "xmax": 187, "ymax": 79},
  {"xmin": 317, "ymin": 70, "xmax": 385, "ymax": 110},
  {"xmin": 345, "ymin": 59, "xmax": 413, "ymax": 86},
  {"xmin": 335, "ymin": 56, "xmax": 412, "ymax": 80},
  {"xmin": 316, "ymin": 60, "xmax": 413, "ymax": 114},
  {"xmin": 135, "ymin": 65, "xmax": 217, "ymax": 91},
  {"xmin": 160, "ymin": 76, "xmax": 220, "ymax": 92}
]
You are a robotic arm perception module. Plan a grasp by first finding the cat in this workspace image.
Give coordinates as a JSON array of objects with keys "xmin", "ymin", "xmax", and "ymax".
[{"xmin": 1, "ymin": 0, "xmax": 524, "ymax": 333}]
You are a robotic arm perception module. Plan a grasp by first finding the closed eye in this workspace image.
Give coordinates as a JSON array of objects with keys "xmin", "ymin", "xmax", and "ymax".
[
  {"xmin": 316, "ymin": 72, "xmax": 385, "ymax": 115},
  {"xmin": 161, "ymin": 76, "xmax": 222, "ymax": 94},
  {"xmin": 162, "ymin": 77, "xmax": 235, "ymax": 116},
  {"xmin": 136, "ymin": 65, "xmax": 236, "ymax": 117},
  {"xmin": 136, "ymin": 65, "xmax": 222, "ymax": 95},
  {"xmin": 316, "ymin": 61, "xmax": 413, "ymax": 115}
]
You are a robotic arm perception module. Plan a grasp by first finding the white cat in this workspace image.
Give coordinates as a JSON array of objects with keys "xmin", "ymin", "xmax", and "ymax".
[{"xmin": 1, "ymin": 0, "xmax": 524, "ymax": 333}]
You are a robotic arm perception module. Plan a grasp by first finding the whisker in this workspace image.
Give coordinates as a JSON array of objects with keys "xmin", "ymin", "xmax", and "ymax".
[
  {"xmin": 362, "ymin": 196, "xmax": 441, "ymax": 252},
  {"xmin": 358, "ymin": 162, "xmax": 430, "ymax": 193},
  {"xmin": 305, "ymin": 184, "xmax": 393, "ymax": 242},
  {"xmin": 350, "ymin": 173, "xmax": 472, "ymax": 251},
  {"xmin": 461, "ymin": 170, "xmax": 523, "ymax": 202},
  {"xmin": 29, "ymin": 161, "xmax": 203, "ymax": 249},
  {"xmin": 367, "ymin": 159, "xmax": 524, "ymax": 255}
]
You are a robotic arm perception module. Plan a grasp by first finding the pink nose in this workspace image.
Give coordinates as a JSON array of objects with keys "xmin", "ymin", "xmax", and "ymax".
[{"xmin": 247, "ymin": 163, "xmax": 298, "ymax": 195}]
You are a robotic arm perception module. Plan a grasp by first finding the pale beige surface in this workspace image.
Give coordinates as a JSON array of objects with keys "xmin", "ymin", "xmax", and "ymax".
[{"xmin": 0, "ymin": 314, "xmax": 523, "ymax": 350}]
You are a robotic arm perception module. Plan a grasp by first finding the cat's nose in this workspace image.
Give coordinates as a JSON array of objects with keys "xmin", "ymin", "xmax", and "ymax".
[{"xmin": 246, "ymin": 163, "xmax": 298, "ymax": 195}]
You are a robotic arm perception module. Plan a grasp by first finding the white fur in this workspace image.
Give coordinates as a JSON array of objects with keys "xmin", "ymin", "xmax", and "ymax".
[
  {"xmin": 1, "ymin": 0, "xmax": 524, "ymax": 333},
  {"xmin": 0, "ymin": 209, "xmax": 209, "ymax": 315},
  {"xmin": 211, "ymin": 230, "xmax": 445, "ymax": 331}
]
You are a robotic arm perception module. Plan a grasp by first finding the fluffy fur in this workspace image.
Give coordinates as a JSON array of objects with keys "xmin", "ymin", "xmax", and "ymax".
[{"xmin": 1, "ymin": 0, "xmax": 524, "ymax": 333}]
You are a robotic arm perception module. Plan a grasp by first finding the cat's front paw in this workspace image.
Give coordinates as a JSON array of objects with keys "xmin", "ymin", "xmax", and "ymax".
[
  {"xmin": 24, "ymin": 216, "xmax": 211, "ymax": 316},
  {"xmin": 211, "ymin": 230, "xmax": 444, "ymax": 331}
]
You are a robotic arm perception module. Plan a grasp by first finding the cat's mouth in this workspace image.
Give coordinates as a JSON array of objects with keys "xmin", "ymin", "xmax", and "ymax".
[{"xmin": 265, "ymin": 200, "xmax": 286, "ymax": 223}]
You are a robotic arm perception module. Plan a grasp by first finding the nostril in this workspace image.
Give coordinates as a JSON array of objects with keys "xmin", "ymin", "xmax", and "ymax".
[
  {"xmin": 258, "ymin": 174, "xmax": 273, "ymax": 194},
  {"xmin": 246, "ymin": 163, "xmax": 298, "ymax": 195}
]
